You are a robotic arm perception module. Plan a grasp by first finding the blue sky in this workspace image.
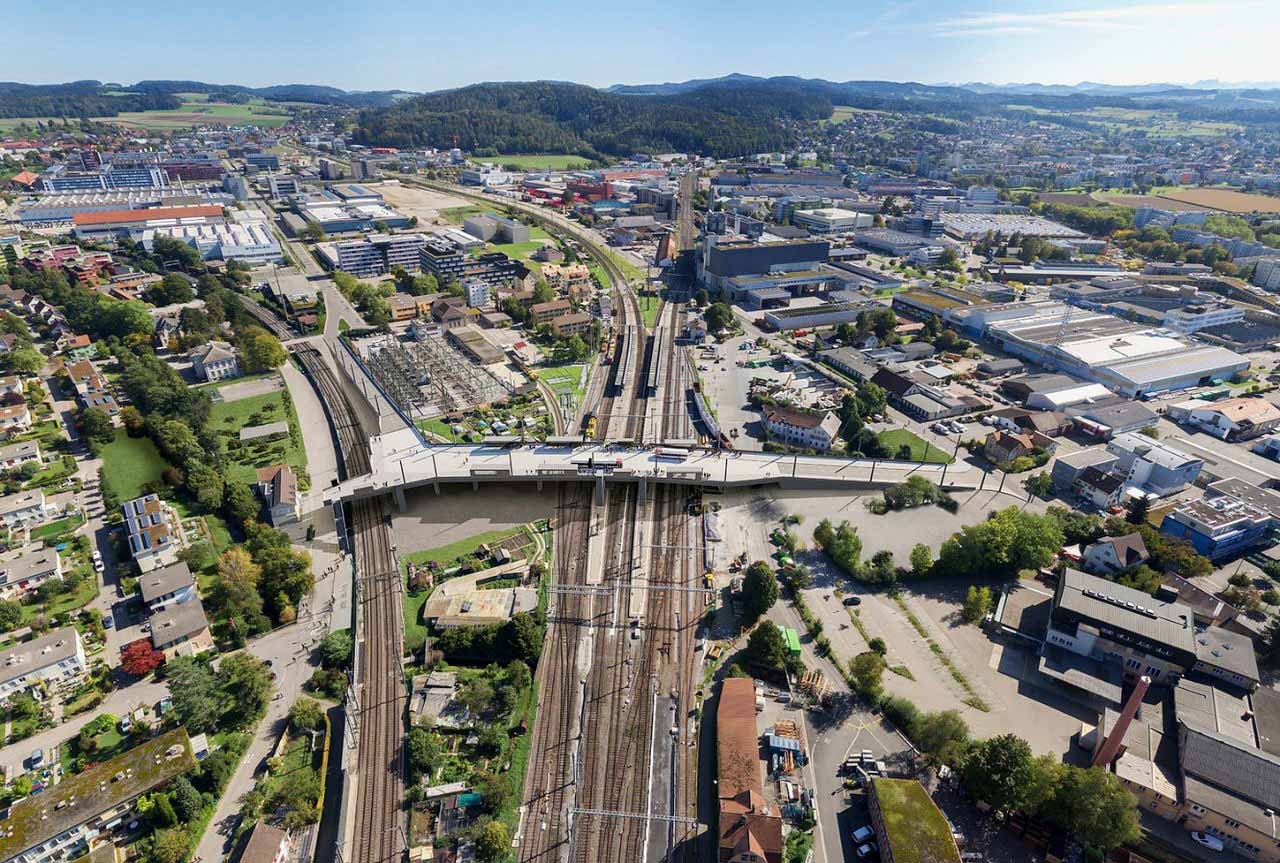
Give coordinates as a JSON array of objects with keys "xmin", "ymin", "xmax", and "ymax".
[{"xmin": 4, "ymin": 0, "xmax": 1277, "ymax": 91}]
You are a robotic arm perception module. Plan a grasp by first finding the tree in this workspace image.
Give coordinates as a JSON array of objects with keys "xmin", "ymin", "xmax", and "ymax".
[
  {"xmin": 76, "ymin": 406, "xmax": 115, "ymax": 447},
  {"xmin": 150, "ymin": 792, "xmax": 178, "ymax": 827},
  {"xmin": 474, "ymin": 818, "xmax": 511, "ymax": 863},
  {"xmin": 146, "ymin": 273, "xmax": 195, "ymax": 307},
  {"xmin": 1126, "ymin": 495, "xmax": 1150, "ymax": 525},
  {"xmin": 219, "ymin": 653, "xmax": 273, "ymax": 727},
  {"xmin": 222, "ymin": 481, "xmax": 261, "ymax": 527},
  {"xmin": 301, "ymin": 222, "xmax": 327, "ymax": 242},
  {"xmin": 6, "ymin": 347, "xmax": 43, "ymax": 376},
  {"xmin": 909, "ymin": 544, "xmax": 933, "ymax": 577},
  {"xmin": 1023, "ymin": 472, "xmax": 1052, "ymax": 499},
  {"xmin": 745, "ymin": 622, "xmax": 787, "ymax": 671},
  {"xmin": 0, "ymin": 599, "xmax": 21, "ymax": 633},
  {"xmin": 170, "ymin": 776, "xmax": 204, "ymax": 823},
  {"xmin": 914, "ymin": 710, "xmax": 970, "ymax": 765},
  {"xmin": 1045, "ymin": 765, "xmax": 1140, "ymax": 851},
  {"xmin": 741, "ymin": 561, "xmax": 779, "ymax": 623},
  {"xmin": 289, "ymin": 697, "xmax": 325, "ymax": 732},
  {"xmin": 705, "ymin": 302, "xmax": 734, "ymax": 333},
  {"xmin": 165, "ymin": 658, "xmax": 223, "ymax": 734},
  {"xmin": 962, "ymin": 586, "xmax": 993, "ymax": 624},
  {"xmin": 320, "ymin": 629, "xmax": 354, "ymax": 669},
  {"xmin": 849, "ymin": 650, "xmax": 886, "ymax": 698},
  {"xmin": 694, "ymin": 289, "xmax": 709, "ymax": 308},
  {"xmin": 963, "ymin": 734, "xmax": 1037, "ymax": 812},
  {"xmin": 408, "ymin": 725, "xmax": 442, "ymax": 780},
  {"xmin": 145, "ymin": 827, "xmax": 192, "ymax": 863},
  {"xmin": 121, "ymin": 638, "xmax": 166, "ymax": 676},
  {"xmin": 241, "ymin": 327, "xmax": 287, "ymax": 372},
  {"xmin": 937, "ymin": 507, "xmax": 1063, "ymax": 579}
]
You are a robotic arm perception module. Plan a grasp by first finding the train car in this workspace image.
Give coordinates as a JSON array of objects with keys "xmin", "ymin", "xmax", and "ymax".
[
  {"xmin": 580, "ymin": 411, "xmax": 596, "ymax": 433},
  {"xmin": 653, "ymin": 446, "xmax": 690, "ymax": 462}
]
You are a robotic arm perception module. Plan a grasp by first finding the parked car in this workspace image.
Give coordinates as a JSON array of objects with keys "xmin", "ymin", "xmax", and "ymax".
[
  {"xmin": 852, "ymin": 826, "xmax": 874, "ymax": 843},
  {"xmin": 1191, "ymin": 833, "xmax": 1224, "ymax": 852},
  {"xmin": 119, "ymin": 716, "xmax": 132, "ymax": 734},
  {"xmin": 856, "ymin": 842, "xmax": 878, "ymax": 859},
  {"xmin": 843, "ymin": 596, "xmax": 862, "ymax": 606},
  {"xmin": 103, "ymin": 615, "xmax": 113, "ymax": 629}
]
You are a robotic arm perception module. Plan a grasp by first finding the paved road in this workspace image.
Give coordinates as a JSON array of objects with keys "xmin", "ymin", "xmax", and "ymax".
[
  {"xmin": 320, "ymin": 282, "xmax": 366, "ymax": 339},
  {"xmin": 281, "ymin": 360, "xmax": 340, "ymax": 498}
]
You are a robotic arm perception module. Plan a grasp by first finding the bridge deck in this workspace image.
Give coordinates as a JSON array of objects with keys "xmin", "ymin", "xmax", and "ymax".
[{"xmin": 322, "ymin": 427, "xmax": 985, "ymax": 504}]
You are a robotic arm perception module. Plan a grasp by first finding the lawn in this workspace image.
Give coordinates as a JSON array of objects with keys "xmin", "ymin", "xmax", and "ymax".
[
  {"xmin": 638, "ymin": 294, "xmax": 662, "ymax": 328},
  {"xmin": 100, "ymin": 432, "xmax": 169, "ymax": 502},
  {"xmin": 540, "ymin": 362, "xmax": 590, "ymax": 405},
  {"xmin": 20, "ymin": 574, "xmax": 98, "ymax": 625},
  {"xmin": 401, "ymin": 526, "xmax": 532, "ymax": 651},
  {"xmin": 209, "ymin": 390, "xmax": 309, "ymax": 486},
  {"xmin": 495, "ymin": 154, "xmax": 594, "ymax": 170},
  {"xmin": 488, "ymin": 240, "xmax": 548, "ymax": 260},
  {"xmin": 440, "ymin": 205, "xmax": 502, "ymax": 225},
  {"xmin": 29, "ymin": 513, "xmax": 85, "ymax": 542},
  {"xmin": 877, "ymin": 429, "xmax": 954, "ymax": 464}
]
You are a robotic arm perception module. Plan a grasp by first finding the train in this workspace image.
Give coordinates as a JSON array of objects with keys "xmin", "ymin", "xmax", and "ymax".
[
  {"xmin": 581, "ymin": 411, "xmax": 598, "ymax": 439},
  {"xmin": 653, "ymin": 446, "xmax": 691, "ymax": 462}
]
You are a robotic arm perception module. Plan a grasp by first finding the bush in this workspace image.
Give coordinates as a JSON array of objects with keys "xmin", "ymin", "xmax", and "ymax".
[{"xmin": 880, "ymin": 694, "xmax": 921, "ymax": 735}]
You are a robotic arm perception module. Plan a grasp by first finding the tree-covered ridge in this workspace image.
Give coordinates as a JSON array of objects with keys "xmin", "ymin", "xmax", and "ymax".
[
  {"xmin": 0, "ymin": 81, "xmax": 180, "ymax": 119},
  {"xmin": 352, "ymin": 80, "xmax": 833, "ymax": 158}
]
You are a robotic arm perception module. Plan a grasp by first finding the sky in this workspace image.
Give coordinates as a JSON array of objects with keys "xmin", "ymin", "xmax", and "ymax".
[{"xmin": 4, "ymin": 0, "xmax": 1279, "ymax": 92}]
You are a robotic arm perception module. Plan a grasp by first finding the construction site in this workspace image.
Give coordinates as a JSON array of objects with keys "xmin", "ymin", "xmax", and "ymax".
[{"xmin": 349, "ymin": 331, "xmax": 517, "ymax": 424}]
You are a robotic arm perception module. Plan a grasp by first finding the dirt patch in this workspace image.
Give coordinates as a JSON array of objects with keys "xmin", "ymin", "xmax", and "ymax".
[
  {"xmin": 1091, "ymin": 192, "xmax": 1206, "ymax": 211},
  {"xmin": 1037, "ymin": 193, "xmax": 1098, "ymax": 206},
  {"xmin": 374, "ymin": 183, "xmax": 472, "ymax": 224}
]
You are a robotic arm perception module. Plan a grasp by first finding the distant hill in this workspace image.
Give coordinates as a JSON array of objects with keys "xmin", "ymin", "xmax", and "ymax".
[
  {"xmin": 352, "ymin": 80, "xmax": 833, "ymax": 158},
  {"xmin": 131, "ymin": 80, "xmax": 417, "ymax": 107}
]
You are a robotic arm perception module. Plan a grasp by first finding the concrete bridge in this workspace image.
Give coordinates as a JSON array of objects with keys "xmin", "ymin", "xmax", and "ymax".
[{"xmin": 321, "ymin": 426, "xmax": 995, "ymax": 509}]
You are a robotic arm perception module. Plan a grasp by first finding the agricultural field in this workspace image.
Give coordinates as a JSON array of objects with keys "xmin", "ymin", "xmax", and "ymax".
[
  {"xmin": 1007, "ymin": 105, "xmax": 1242, "ymax": 138},
  {"xmin": 1157, "ymin": 188, "xmax": 1280, "ymax": 214},
  {"xmin": 1093, "ymin": 192, "xmax": 1207, "ymax": 211},
  {"xmin": 106, "ymin": 94, "xmax": 292, "ymax": 130},
  {"xmin": 493, "ymin": 154, "xmax": 594, "ymax": 170}
]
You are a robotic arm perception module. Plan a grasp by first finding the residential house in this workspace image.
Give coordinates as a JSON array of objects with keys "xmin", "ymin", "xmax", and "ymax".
[
  {"xmin": 983, "ymin": 429, "xmax": 1055, "ymax": 465},
  {"xmin": 190, "ymin": 341, "xmax": 239, "ymax": 382},
  {"xmin": 1082, "ymin": 533, "xmax": 1150, "ymax": 575},
  {"xmin": 762, "ymin": 406, "xmax": 841, "ymax": 451},
  {"xmin": 153, "ymin": 316, "xmax": 184, "ymax": 348},
  {"xmin": 59, "ymin": 334, "xmax": 93, "ymax": 359},
  {"xmin": 256, "ymin": 464, "xmax": 300, "ymax": 526},
  {"xmin": 0, "ymin": 628, "xmax": 86, "ymax": 704},
  {"xmin": 869, "ymin": 367, "xmax": 966, "ymax": 420},
  {"xmin": 122, "ymin": 494, "xmax": 184, "ymax": 572},
  {"xmin": 431, "ymin": 297, "xmax": 473, "ymax": 331},
  {"xmin": 0, "ymin": 729, "xmax": 195, "ymax": 863},
  {"xmin": 1075, "ymin": 465, "xmax": 1126, "ymax": 510},
  {"xmin": 0, "ymin": 489, "xmax": 48, "ymax": 529},
  {"xmin": 0, "ymin": 440, "xmax": 41, "ymax": 469},
  {"xmin": 149, "ymin": 596, "xmax": 214, "ymax": 659},
  {"xmin": 0, "ymin": 375, "xmax": 25, "ymax": 399},
  {"xmin": 239, "ymin": 823, "xmax": 291, "ymax": 863},
  {"xmin": 0, "ymin": 547, "xmax": 61, "ymax": 600},
  {"xmin": 138, "ymin": 561, "xmax": 196, "ymax": 613},
  {"xmin": 0, "ymin": 403, "xmax": 32, "ymax": 433},
  {"xmin": 989, "ymin": 408, "xmax": 1073, "ymax": 437}
]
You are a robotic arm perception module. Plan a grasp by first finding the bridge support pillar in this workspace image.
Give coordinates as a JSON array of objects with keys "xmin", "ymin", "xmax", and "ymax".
[
  {"xmin": 393, "ymin": 487, "xmax": 406, "ymax": 512},
  {"xmin": 433, "ymin": 481, "xmax": 441, "ymax": 496},
  {"xmin": 472, "ymin": 478, "xmax": 479, "ymax": 492},
  {"xmin": 537, "ymin": 479, "xmax": 543, "ymax": 492},
  {"xmin": 638, "ymin": 474, "xmax": 647, "ymax": 504},
  {"xmin": 595, "ymin": 473, "xmax": 606, "ymax": 505}
]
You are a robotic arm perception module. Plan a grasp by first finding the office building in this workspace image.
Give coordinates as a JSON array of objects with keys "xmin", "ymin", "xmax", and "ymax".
[
  {"xmin": 1046, "ymin": 568, "xmax": 1258, "ymax": 690},
  {"xmin": 245, "ymin": 152, "xmax": 280, "ymax": 171},
  {"xmin": 0, "ymin": 729, "xmax": 196, "ymax": 863},
  {"xmin": 1161, "ymin": 484, "xmax": 1280, "ymax": 562},
  {"xmin": 420, "ymin": 237, "xmax": 468, "ymax": 283},
  {"xmin": 1166, "ymin": 397, "xmax": 1280, "ymax": 441},
  {"xmin": 698, "ymin": 237, "xmax": 830, "ymax": 294},
  {"xmin": 256, "ymin": 464, "xmax": 300, "ymax": 526},
  {"xmin": 1105, "ymin": 433, "xmax": 1203, "ymax": 497},
  {"xmin": 868, "ymin": 779, "xmax": 962, "ymax": 863},
  {"xmin": 1252, "ymin": 258, "xmax": 1280, "ymax": 291},
  {"xmin": 790, "ymin": 207, "xmax": 874, "ymax": 234},
  {"xmin": 40, "ymin": 163, "xmax": 170, "ymax": 193},
  {"xmin": 350, "ymin": 158, "xmax": 379, "ymax": 181},
  {"xmin": 319, "ymin": 158, "xmax": 343, "ymax": 181},
  {"xmin": 190, "ymin": 341, "xmax": 240, "ymax": 382},
  {"xmin": 264, "ymin": 173, "xmax": 302, "ymax": 200}
]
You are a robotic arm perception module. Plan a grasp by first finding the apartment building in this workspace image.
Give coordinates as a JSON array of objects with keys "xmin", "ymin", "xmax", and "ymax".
[
  {"xmin": 1106, "ymin": 433, "xmax": 1203, "ymax": 497},
  {"xmin": 419, "ymin": 237, "xmax": 467, "ymax": 283},
  {"xmin": 122, "ymin": 494, "xmax": 184, "ymax": 572},
  {"xmin": 256, "ymin": 464, "xmax": 300, "ymax": 526},
  {"xmin": 465, "ymin": 278, "xmax": 490, "ymax": 309},
  {"xmin": 0, "ymin": 440, "xmax": 41, "ymax": 469},
  {"xmin": 551, "ymin": 312, "xmax": 593, "ymax": 338},
  {"xmin": 530, "ymin": 299, "xmax": 572, "ymax": 326},
  {"xmin": 0, "ymin": 628, "xmax": 86, "ymax": 704},
  {"xmin": 0, "ymin": 729, "xmax": 195, "ymax": 863}
]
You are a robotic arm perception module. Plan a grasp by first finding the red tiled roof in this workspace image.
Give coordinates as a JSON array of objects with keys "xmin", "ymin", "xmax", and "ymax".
[
  {"xmin": 72, "ymin": 205, "xmax": 224, "ymax": 227},
  {"xmin": 9, "ymin": 170, "xmax": 39, "ymax": 187}
]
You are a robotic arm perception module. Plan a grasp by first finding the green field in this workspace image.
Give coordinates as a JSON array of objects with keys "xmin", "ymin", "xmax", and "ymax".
[
  {"xmin": 540, "ymin": 362, "xmax": 590, "ymax": 405},
  {"xmin": 440, "ymin": 205, "xmax": 502, "ymax": 225},
  {"xmin": 495, "ymin": 154, "xmax": 593, "ymax": 170},
  {"xmin": 0, "ymin": 96, "xmax": 291, "ymax": 133},
  {"xmin": 877, "ymin": 429, "xmax": 954, "ymax": 464},
  {"xmin": 100, "ymin": 433, "xmax": 169, "ymax": 502},
  {"xmin": 209, "ymin": 390, "xmax": 308, "ymax": 486},
  {"xmin": 487, "ymin": 240, "xmax": 548, "ymax": 260}
]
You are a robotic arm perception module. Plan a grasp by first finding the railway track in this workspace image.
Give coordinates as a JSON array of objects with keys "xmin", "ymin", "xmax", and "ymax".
[
  {"xmin": 518, "ymin": 484, "xmax": 593, "ymax": 863},
  {"xmin": 241, "ymin": 297, "xmax": 296, "ymax": 341},
  {"xmin": 291, "ymin": 341, "xmax": 404, "ymax": 863}
]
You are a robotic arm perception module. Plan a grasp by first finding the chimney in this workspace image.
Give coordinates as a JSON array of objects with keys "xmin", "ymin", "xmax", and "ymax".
[{"xmin": 1092, "ymin": 675, "xmax": 1151, "ymax": 768}]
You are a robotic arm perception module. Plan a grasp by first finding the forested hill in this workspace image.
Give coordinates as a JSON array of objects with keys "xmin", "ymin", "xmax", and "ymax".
[
  {"xmin": 0, "ymin": 81, "xmax": 180, "ymax": 120},
  {"xmin": 351, "ymin": 81, "xmax": 833, "ymax": 158}
]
